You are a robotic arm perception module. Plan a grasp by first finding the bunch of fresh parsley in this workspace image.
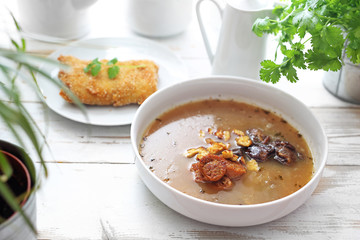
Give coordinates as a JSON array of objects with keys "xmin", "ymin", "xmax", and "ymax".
[{"xmin": 252, "ymin": 0, "xmax": 360, "ymax": 83}]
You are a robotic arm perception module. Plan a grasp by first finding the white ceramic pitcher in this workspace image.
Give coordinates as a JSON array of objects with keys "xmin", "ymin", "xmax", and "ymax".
[{"xmin": 196, "ymin": 0, "xmax": 274, "ymax": 80}]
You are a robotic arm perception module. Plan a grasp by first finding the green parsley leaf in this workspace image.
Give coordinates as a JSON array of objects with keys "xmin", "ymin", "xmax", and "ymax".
[
  {"xmin": 306, "ymin": 50, "xmax": 342, "ymax": 71},
  {"xmin": 292, "ymin": 51, "xmax": 306, "ymax": 69},
  {"xmin": 107, "ymin": 58, "xmax": 118, "ymax": 65},
  {"xmin": 91, "ymin": 63, "xmax": 101, "ymax": 76},
  {"xmin": 280, "ymin": 61, "xmax": 299, "ymax": 83},
  {"xmin": 346, "ymin": 44, "xmax": 360, "ymax": 63},
  {"xmin": 324, "ymin": 26, "xmax": 344, "ymax": 47},
  {"xmin": 272, "ymin": 5, "xmax": 285, "ymax": 18},
  {"xmin": 260, "ymin": 60, "xmax": 281, "ymax": 83},
  {"xmin": 108, "ymin": 65, "xmax": 120, "ymax": 79},
  {"xmin": 253, "ymin": 17, "xmax": 280, "ymax": 37},
  {"xmin": 280, "ymin": 45, "xmax": 295, "ymax": 59},
  {"xmin": 84, "ymin": 58, "xmax": 102, "ymax": 76},
  {"xmin": 84, "ymin": 65, "xmax": 90, "ymax": 73},
  {"xmin": 346, "ymin": 31, "xmax": 360, "ymax": 63},
  {"xmin": 313, "ymin": 33, "xmax": 339, "ymax": 58},
  {"xmin": 292, "ymin": 8, "xmax": 318, "ymax": 37},
  {"xmin": 252, "ymin": 17, "xmax": 272, "ymax": 37}
]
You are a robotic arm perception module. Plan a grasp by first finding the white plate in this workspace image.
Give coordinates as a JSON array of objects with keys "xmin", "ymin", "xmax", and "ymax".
[{"xmin": 37, "ymin": 37, "xmax": 188, "ymax": 126}]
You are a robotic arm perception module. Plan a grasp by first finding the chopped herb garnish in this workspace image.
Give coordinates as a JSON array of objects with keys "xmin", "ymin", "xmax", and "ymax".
[
  {"xmin": 107, "ymin": 58, "xmax": 118, "ymax": 65},
  {"xmin": 107, "ymin": 58, "xmax": 120, "ymax": 79},
  {"xmin": 84, "ymin": 57, "xmax": 146, "ymax": 79},
  {"xmin": 84, "ymin": 58, "xmax": 102, "ymax": 76},
  {"xmin": 108, "ymin": 65, "xmax": 120, "ymax": 79}
]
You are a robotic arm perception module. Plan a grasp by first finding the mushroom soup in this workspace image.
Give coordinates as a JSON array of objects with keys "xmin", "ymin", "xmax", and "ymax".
[{"xmin": 139, "ymin": 99, "xmax": 314, "ymax": 205}]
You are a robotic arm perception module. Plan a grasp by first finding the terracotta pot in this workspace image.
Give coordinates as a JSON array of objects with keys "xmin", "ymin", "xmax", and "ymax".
[
  {"xmin": 0, "ymin": 150, "xmax": 32, "ymax": 220},
  {"xmin": 0, "ymin": 141, "xmax": 37, "ymax": 240}
]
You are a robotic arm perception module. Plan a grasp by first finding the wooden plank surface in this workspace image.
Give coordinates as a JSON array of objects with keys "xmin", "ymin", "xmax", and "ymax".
[
  {"xmin": 36, "ymin": 163, "xmax": 360, "ymax": 240},
  {"xmin": 312, "ymin": 107, "xmax": 360, "ymax": 166}
]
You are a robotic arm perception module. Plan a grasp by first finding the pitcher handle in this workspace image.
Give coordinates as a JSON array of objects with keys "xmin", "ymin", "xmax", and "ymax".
[{"xmin": 196, "ymin": 0, "xmax": 223, "ymax": 63}]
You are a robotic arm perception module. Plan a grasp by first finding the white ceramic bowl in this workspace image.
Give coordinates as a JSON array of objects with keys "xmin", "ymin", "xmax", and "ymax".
[{"xmin": 131, "ymin": 76, "xmax": 328, "ymax": 227}]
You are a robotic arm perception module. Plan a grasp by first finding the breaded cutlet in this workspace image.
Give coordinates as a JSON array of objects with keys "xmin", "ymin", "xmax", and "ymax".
[{"xmin": 58, "ymin": 55, "xmax": 158, "ymax": 106}]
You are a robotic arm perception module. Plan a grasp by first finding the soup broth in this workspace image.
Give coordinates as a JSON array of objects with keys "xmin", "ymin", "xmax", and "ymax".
[{"xmin": 140, "ymin": 99, "xmax": 313, "ymax": 205}]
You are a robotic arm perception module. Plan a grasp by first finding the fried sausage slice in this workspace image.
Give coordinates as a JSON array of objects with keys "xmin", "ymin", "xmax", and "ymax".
[
  {"xmin": 190, "ymin": 162, "xmax": 206, "ymax": 183},
  {"xmin": 199, "ymin": 154, "xmax": 227, "ymax": 182},
  {"xmin": 224, "ymin": 160, "xmax": 246, "ymax": 180}
]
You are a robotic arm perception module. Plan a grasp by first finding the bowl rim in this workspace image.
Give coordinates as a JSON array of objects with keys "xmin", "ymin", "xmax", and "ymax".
[{"xmin": 131, "ymin": 75, "xmax": 328, "ymax": 209}]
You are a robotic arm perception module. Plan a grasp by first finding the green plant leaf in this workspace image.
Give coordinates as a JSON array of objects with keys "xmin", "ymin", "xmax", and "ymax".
[
  {"xmin": 84, "ymin": 58, "xmax": 102, "ymax": 76},
  {"xmin": 259, "ymin": 60, "xmax": 282, "ymax": 83},
  {"xmin": 293, "ymin": 52, "xmax": 307, "ymax": 69},
  {"xmin": 292, "ymin": 8, "xmax": 318, "ymax": 36},
  {"xmin": 346, "ymin": 46, "xmax": 360, "ymax": 63},
  {"xmin": 91, "ymin": 64, "xmax": 101, "ymax": 76},
  {"xmin": 252, "ymin": 17, "xmax": 273, "ymax": 37},
  {"xmin": 107, "ymin": 58, "xmax": 118, "ymax": 65},
  {"xmin": 324, "ymin": 26, "xmax": 344, "ymax": 47},
  {"xmin": 108, "ymin": 66, "xmax": 120, "ymax": 79},
  {"xmin": 273, "ymin": 5, "xmax": 285, "ymax": 18},
  {"xmin": 280, "ymin": 61, "xmax": 299, "ymax": 83},
  {"xmin": 346, "ymin": 30, "xmax": 360, "ymax": 64},
  {"xmin": 0, "ymin": 153, "xmax": 12, "ymax": 182},
  {"xmin": 306, "ymin": 50, "xmax": 342, "ymax": 71}
]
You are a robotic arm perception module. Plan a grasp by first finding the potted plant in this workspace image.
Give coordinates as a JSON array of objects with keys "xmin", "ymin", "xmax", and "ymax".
[
  {"xmin": 0, "ymin": 149, "xmax": 32, "ymax": 223},
  {"xmin": 252, "ymin": 0, "xmax": 360, "ymax": 103},
  {"xmin": 0, "ymin": 15, "xmax": 73, "ymax": 239},
  {"xmin": 0, "ymin": 141, "xmax": 37, "ymax": 240}
]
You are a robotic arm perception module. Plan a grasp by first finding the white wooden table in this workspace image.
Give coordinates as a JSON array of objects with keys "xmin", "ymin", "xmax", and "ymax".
[{"xmin": 1, "ymin": 0, "xmax": 360, "ymax": 239}]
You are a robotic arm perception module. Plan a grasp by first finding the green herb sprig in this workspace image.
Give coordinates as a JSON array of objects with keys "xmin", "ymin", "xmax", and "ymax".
[
  {"xmin": 84, "ymin": 58, "xmax": 102, "ymax": 76},
  {"xmin": 252, "ymin": 0, "xmax": 360, "ymax": 83},
  {"xmin": 107, "ymin": 58, "xmax": 120, "ymax": 79},
  {"xmin": 84, "ymin": 58, "xmax": 146, "ymax": 79}
]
